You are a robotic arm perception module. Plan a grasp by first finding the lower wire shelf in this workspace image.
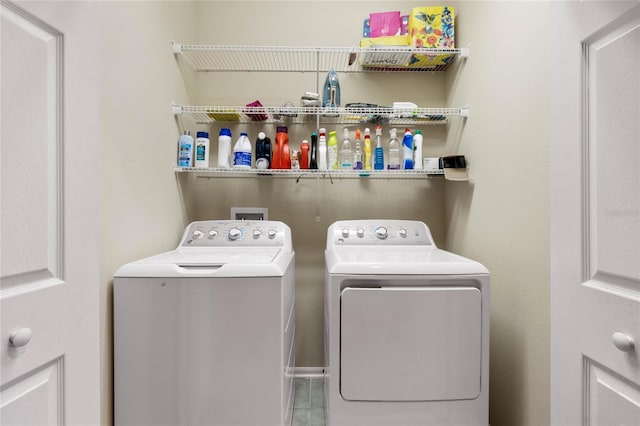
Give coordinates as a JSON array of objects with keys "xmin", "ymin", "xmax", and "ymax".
[{"xmin": 174, "ymin": 166, "xmax": 444, "ymax": 179}]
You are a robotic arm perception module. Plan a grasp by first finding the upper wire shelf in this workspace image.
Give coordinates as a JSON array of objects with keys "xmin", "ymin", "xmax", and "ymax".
[{"xmin": 173, "ymin": 43, "xmax": 468, "ymax": 73}]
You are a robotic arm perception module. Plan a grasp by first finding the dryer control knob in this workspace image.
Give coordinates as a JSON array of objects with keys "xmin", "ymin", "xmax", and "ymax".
[
  {"xmin": 374, "ymin": 227, "xmax": 388, "ymax": 239},
  {"xmin": 192, "ymin": 230, "xmax": 203, "ymax": 239},
  {"xmin": 253, "ymin": 229, "xmax": 262, "ymax": 239},
  {"xmin": 399, "ymin": 229, "xmax": 407, "ymax": 238},
  {"xmin": 228, "ymin": 228, "xmax": 242, "ymax": 241},
  {"xmin": 342, "ymin": 228, "xmax": 350, "ymax": 238},
  {"xmin": 268, "ymin": 229, "xmax": 277, "ymax": 239},
  {"xmin": 356, "ymin": 228, "xmax": 365, "ymax": 238},
  {"xmin": 208, "ymin": 230, "xmax": 218, "ymax": 239}
]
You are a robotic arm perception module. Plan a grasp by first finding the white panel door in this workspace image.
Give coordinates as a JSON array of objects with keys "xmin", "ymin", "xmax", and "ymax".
[
  {"xmin": 0, "ymin": 1, "xmax": 99, "ymax": 425},
  {"xmin": 551, "ymin": 2, "xmax": 640, "ymax": 425}
]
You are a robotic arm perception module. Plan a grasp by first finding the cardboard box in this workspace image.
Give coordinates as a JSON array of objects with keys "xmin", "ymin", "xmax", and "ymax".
[{"xmin": 409, "ymin": 6, "xmax": 455, "ymax": 48}]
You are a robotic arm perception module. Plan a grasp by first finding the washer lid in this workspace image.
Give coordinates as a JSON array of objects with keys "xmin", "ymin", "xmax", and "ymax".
[
  {"xmin": 326, "ymin": 246, "xmax": 488, "ymax": 275},
  {"xmin": 114, "ymin": 247, "xmax": 293, "ymax": 278}
]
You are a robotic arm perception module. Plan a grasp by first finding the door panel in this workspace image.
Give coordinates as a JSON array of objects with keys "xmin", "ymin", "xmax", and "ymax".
[
  {"xmin": 1, "ymin": 1, "xmax": 99, "ymax": 424},
  {"xmin": 551, "ymin": 3, "xmax": 640, "ymax": 425},
  {"xmin": 340, "ymin": 286, "xmax": 482, "ymax": 401}
]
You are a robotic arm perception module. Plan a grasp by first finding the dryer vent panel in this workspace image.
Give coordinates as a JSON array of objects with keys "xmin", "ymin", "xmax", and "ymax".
[{"xmin": 231, "ymin": 207, "xmax": 268, "ymax": 221}]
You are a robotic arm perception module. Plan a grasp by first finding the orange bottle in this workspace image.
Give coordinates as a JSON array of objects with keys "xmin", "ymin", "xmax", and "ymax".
[
  {"xmin": 273, "ymin": 126, "xmax": 291, "ymax": 169},
  {"xmin": 300, "ymin": 140, "xmax": 310, "ymax": 169}
]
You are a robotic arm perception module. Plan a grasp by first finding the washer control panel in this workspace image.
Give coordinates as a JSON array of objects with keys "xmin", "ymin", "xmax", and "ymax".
[
  {"xmin": 180, "ymin": 220, "xmax": 289, "ymax": 248},
  {"xmin": 328, "ymin": 220, "xmax": 434, "ymax": 247}
]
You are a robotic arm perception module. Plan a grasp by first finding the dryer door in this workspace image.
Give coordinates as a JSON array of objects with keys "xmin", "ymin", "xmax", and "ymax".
[{"xmin": 340, "ymin": 286, "xmax": 482, "ymax": 401}]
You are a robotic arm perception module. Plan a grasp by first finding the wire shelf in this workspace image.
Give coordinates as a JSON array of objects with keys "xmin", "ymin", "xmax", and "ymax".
[
  {"xmin": 174, "ymin": 104, "xmax": 468, "ymax": 125},
  {"xmin": 174, "ymin": 166, "xmax": 445, "ymax": 180},
  {"xmin": 173, "ymin": 43, "xmax": 466, "ymax": 73}
]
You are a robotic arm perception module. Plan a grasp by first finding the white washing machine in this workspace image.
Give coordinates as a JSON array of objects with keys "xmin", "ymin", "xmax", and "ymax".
[
  {"xmin": 114, "ymin": 220, "xmax": 295, "ymax": 426},
  {"xmin": 324, "ymin": 220, "xmax": 489, "ymax": 426}
]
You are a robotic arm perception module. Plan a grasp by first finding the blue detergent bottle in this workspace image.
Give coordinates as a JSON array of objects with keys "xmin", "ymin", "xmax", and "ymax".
[{"xmin": 402, "ymin": 128, "xmax": 414, "ymax": 170}]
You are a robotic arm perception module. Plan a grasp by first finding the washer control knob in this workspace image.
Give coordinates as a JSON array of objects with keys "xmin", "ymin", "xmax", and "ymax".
[
  {"xmin": 374, "ymin": 227, "xmax": 388, "ymax": 240},
  {"xmin": 192, "ymin": 230, "xmax": 203, "ymax": 239},
  {"xmin": 228, "ymin": 228, "xmax": 242, "ymax": 241},
  {"xmin": 356, "ymin": 228, "xmax": 365, "ymax": 238},
  {"xmin": 268, "ymin": 229, "xmax": 277, "ymax": 239},
  {"xmin": 399, "ymin": 228, "xmax": 408, "ymax": 238},
  {"xmin": 342, "ymin": 228, "xmax": 350, "ymax": 238},
  {"xmin": 208, "ymin": 230, "xmax": 218, "ymax": 239},
  {"xmin": 253, "ymin": 229, "xmax": 262, "ymax": 239}
]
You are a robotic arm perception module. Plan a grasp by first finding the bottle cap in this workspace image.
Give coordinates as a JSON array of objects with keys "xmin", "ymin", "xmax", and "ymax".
[
  {"xmin": 343, "ymin": 128, "xmax": 349, "ymax": 139},
  {"xmin": 415, "ymin": 130, "xmax": 422, "ymax": 135},
  {"xmin": 197, "ymin": 131, "xmax": 209, "ymax": 138},
  {"xmin": 258, "ymin": 131, "xmax": 266, "ymax": 139},
  {"xmin": 277, "ymin": 126, "xmax": 288, "ymax": 133},
  {"xmin": 184, "ymin": 130, "xmax": 191, "ymax": 135},
  {"xmin": 355, "ymin": 128, "xmax": 361, "ymax": 139},
  {"xmin": 319, "ymin": 128, "xmax": 326, "ymax": 135},
  {"xmin": 240, "ymin": 132, "xmax": 248, "ymax": 137},
  {"xmin": 219, "ymin": 128, "xmax": 232, "ymax": 137}
]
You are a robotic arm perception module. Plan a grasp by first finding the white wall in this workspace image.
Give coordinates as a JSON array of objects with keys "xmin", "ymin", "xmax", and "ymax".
[
  {"xmin": 99, "ymin": 2, "xmax": 551, "ymax": 426},
  {"xmin": 99, "ymin": 2, "xmax": 197, "ymax": 425},
  {"xmin": 445, "ymin": 2, "xmax": 550, "ymax": 426}
]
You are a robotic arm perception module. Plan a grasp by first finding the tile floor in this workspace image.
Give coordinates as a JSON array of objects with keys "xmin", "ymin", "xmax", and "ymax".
[{"xmin": 292, "ymin": 377, "xmax": 325, "ymax": 426}]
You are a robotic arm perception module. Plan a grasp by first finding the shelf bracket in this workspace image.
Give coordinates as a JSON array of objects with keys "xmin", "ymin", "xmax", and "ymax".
[
  {"xmin": 459, "ymin": 46, "xmax": 470, "ymax": 59},
  {"xmin": 460, "ymin": 107, "xmax": 470, "ymax": 118},
  {"xmin": 172, "ymin": 104, "xmax": 183, "ymax": 115},
  {"xmin": 172, "ymin": 41, "xmax": 183, "ymax": 55}
]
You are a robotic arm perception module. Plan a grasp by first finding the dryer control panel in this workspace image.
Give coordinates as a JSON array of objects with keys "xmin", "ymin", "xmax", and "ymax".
[
  {"xmin": 179, "ymin": 220, "xmax": 291, "ymax": 249},
  {"xmin": 327, "ymin": 220, "xmax": 435, "ymax": 247}
]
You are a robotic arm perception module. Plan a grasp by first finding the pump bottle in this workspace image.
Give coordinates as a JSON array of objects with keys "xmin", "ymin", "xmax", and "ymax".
[{"xmin": 363, "ymin": 128, "xmax": 372, "ymax": 170}]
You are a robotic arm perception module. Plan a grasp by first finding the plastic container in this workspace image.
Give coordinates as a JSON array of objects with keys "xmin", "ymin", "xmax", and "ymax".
[
  {"xmin": 300, "ymin": 140, "xmax": 310, "ymax": 169},
  {"xmin": 327, "ymin": 130, "xmax": 339, "ymax": 170},
  {"xmin": 354, "ymin": 128, "xmax": 363, "ymax": 170},
  {"xmin": 413, "ymin": 130, "xmax": 423, "ymax": 170},
  {"xmin": 178, "ymin": 130, "xmax": 194, "ymax": 167},
  {"xmin": 318, "ymin": 128, "xmax": 328, "ymax": 171},
  {"xmin": 233, "ymin": 132, "xmax": 252, "ymax": 169},
  {"xmin": 255, "ymin": 132, "xmax": 271, "ymax": 169},
  {"xmin": 310, "ymin": 132, "xmax": 318, "ymax": 169},
  {"xmin": 217, "ymin": 128, "xmax": 232, "ymax": 168},
  {"xmin": 387, "ymin": 128, "xmax": 401, "ymax": 170},
  {"xmin": 272, "ymin": 126, "xmax": 291, "ymax": 169},
  {"xmin": 402, "ymin": 128, "xmax": 414, "ymax": 170},
  {"xmin": 364, "ymin": 128, "xmax": 372, "ymax": 170},
  {"xmin": 339, "ymin": 128, "xmax": 353, "ymax": 170},
  {"xmin": 194, "ymin": 131, "xmax": 210, "ymax": 168},
  {"xmin": 374, "ymin": 125, "xmax": 385, "ymax": 170}
]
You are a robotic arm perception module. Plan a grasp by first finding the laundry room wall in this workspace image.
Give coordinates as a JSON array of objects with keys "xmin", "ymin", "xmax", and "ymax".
[
  {"xmin": 444, "ymin": 2, "xmax": 550, "ymax": 426},
  {"xmin": 98, "ymin": 2, "xmax": 551, "ymax": 426},
  {"xmin": 99, "ymin": 2, "xmax": 197, "ymax": 425}
]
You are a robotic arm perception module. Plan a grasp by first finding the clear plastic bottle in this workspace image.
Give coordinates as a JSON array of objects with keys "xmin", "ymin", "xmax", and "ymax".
[
  {"xmin": 194, "ymin": 131, "xmax": 209, "ymax": 168},
  {"xmin": 402, "ymin": 128, "xmax": 414, "ymax": 170},
  {"xmin": 354, "ymin": 128, "xmax": 363, "ymax": 170},
  {"xmin": 413, "ymin": 130, "xmax": 423, "ymax": 170},
  {"xmin": 339, "ymin": 128, "xmax": 353, "ymax": 170},
  {"xmin": 363, "ymin": 128, "xmax": 372, "ymax": 170},
  {"xmin": 327, "ymin": 130, "xmax": 339, "ymax": 170},
  {"xmin": 374, "ymin": 125, "xmax": 385, "ymax": 170},
  {"xmin": 387, "ymin": 128, "xmax": 401, "ymax": 170},
  {"xmin": 178, "ymin": 130, "xmax": 194, "ymax": 167},
  {"xmin": 217, "ymin": 128, "xmax": 232, "ymax": 168},
  {"xmin": 233, "ymin": 132, "xmax": 252, "ymax": 169},
  {"xmin": 318, "ymin": 128, "xmax": 328, "ymax": 171}
]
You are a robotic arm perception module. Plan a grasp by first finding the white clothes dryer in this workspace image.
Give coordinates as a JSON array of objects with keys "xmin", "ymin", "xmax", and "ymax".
[
  {"xmin": 324, "ymin": 220, "xmax": 489, "ymax": 426},
  {"xmin": 114, "ymin": 220, "xmax": 295, "ymax": 426}
]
